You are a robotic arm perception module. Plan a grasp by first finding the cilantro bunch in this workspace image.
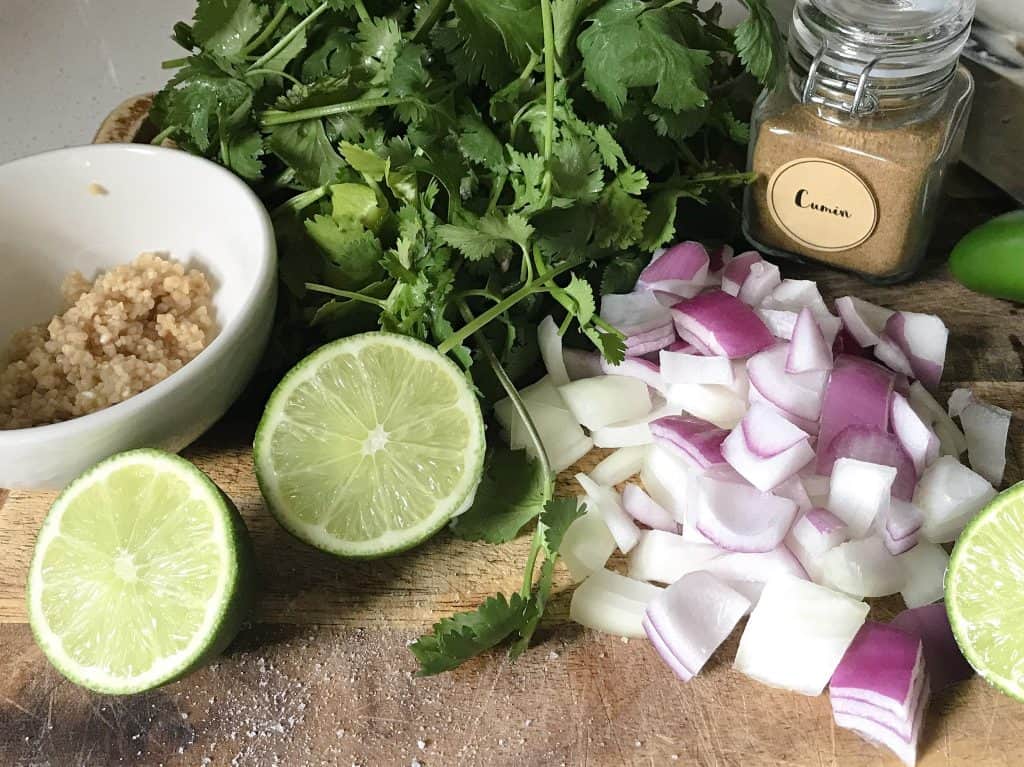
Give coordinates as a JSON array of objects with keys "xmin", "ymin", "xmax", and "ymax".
[{"xmin": 154, "ymin": 0, "xmax": 780, "ymax": 673}]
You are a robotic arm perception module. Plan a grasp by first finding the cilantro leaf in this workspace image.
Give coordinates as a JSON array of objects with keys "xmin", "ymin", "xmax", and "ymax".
[
  {"xmin": 411, "ymin": 592, "xmax": 538, "ymax": 676},
  {"xmin": 191, "ymin": 0, "xmax": 265, "ymax": 59},
  {"xmin": 563, "ymin": 275, "xmax": 595, "ymax": 326},
  {"xmin": 266, "ymin": 119, "xmax": 345, "ymax": 187},
  {"xmin": 447, "ymin": 0, "xmax": 544, "ymax": 87},
  {"xmin": 455, "ymin": 114, "xmax": 506, "ymax": 174},
  {"xmin": 539, "ymin": 497, "xmax": 585, "ymax": 555},
  {"xmin": 577, "ymin": 0, "xmax": 712, "ymax": 117},
  {"xmin": 736, "ymin": 0, "xmax": 784, "ymax": 86},
  {"xmin": 157, "ymin": 56, "xmax": 254, "ymax": 152},
  {"xmin": 450, "ymin": 448, "xmax": 550, "ymax": 543},
  {"xmin": 600, "ymin": 252, "xmax": 647, "ymax": 295},
  {"xmin": 437, "ymin": 212, "xmax": 533, "ymax": 261}
]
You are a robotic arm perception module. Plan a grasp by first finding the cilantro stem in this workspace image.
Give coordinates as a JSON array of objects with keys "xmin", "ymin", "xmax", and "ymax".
[
  {"xmin": 305, "ymin": 283, "xmax": 388, "ymax": 308},
  {"xmin": 272, "ymin": 185, "xmax": 329, "ymax": 217},
  {"xmin": 437, "ymin": 259, "xmax": 580, "ymax": 356},
  {"xmin": 150, "ymin": 126, "xmax": 177, "ymax": 146},
  {"xmin": 161, "ymin": 57, "xmax": 188, "ymax": 70},
  {"xmin": 539, "ymin": 0, "xmax": 557, "ymax": 203},
  {"xmin": 352, "ymin": 0, "xmax": 371, "ymax": 23},
  {"xmin": 249, "ymin": 1, "xmax": 327, "ymax": 72},
  {"xmin": 412, "ymin": 0, "xmax": 452, "ymax": 44},
  {"xmin": 521, "ymin": 531, "xmax": 544, "ymax": 596},
  {"xmin": 248, "ymin": 68, "xmax": 303, "ymax": 87},
  {"xmin": 243, "ymin": 3, "xmax": 290, "ymax": 56},
  {"xmin": 258, "ymin": 96, "xmax": 416, "ymax": 127}
]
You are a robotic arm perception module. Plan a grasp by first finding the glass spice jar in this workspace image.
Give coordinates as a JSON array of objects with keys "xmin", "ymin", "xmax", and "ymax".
[{"xmin": 743, "ymin": 0, "xmax": 976, "ymax": 282}]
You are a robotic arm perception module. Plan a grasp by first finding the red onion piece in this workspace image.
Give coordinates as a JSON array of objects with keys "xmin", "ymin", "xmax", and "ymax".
[
  {"xmin": 817, "ymin": 355, "xmax": 895, "ymax": 470},
  {"xmin": 562, "ymin": 348, "xmax": 603, "ymax": 380},
  {"xmin": 820, "ymin": 426, "xmax": 917, "ymax": 502},
  {"xmin": 747, "ymin": 344, "xmax": 829, "ymax": 423},
  {"xmin": 637, "ymin": 241, "xmax": 710, "ymax": 299},
  {"xmin": 747, "ymin": 382, "xmax": 821, "ymax": 434},
  {"xmin": 787, "ymin": 307, "xmax": 834, "ymax": 373},
  {"xmin": 628, "ymin": 530, "xmax": 723, "ymax": 584},
  {"xmin": 723, "ymin": 408, "xmax": 815, "ymax": 492},
  {"xmin": 600, "ymin": 356, "xmax": 666, "ymax": 394},
  {"xmin": 832, "ymin": 687, "xmax": 927, "ymax": 767},
  {"xmin": 761, "ymin": 280, "xmax": 842, "ymax": 345},
  {"xmin": 757, "ymin": 308, "xmax": 798, "ymax": 340},
  {"xmin": 704, "ymin": 547, "xmax": 808, "ymax": 586},
  {"xmin": 909, "ymin": 381, "xmax": 967, "ymax": 457},
  {"xmin": 914, "ymin": 456, "xmax": 996, "ymax": 543},
  {"xmin": 659, "ymin": 351, "xmax": 734, "ymax": 386},
  {"xmin": 890, "ymin": 604, "xmax": 974, "ymax": 691},
  {"xmin": 890, "ymin": 393, "xmax": 940, "ymax": 477},
  {"xmin": 874, "ymin": 333, "xmax": 915, "ymax": 377},
  {"xmin": 827, "ymin": 457, "xmax": 898, "ymax": 538},
  {"xmin": 958, "ymin": 395, "xmax": 1012, "ymax": 485},
  {"xmin": 835, "ymin": 296, "xmax": 894, "ymax": 348},
  {"xmin": 734, "ymin": 577, "xmax": 870, "ymax": 696},
  {"xmin": 821, "ymin": 536, "xmax": 906, "ymax": 598},
  {"xmin": 773, "ymin": 475, "xmax": 813, "ymax": 511},
  {"xmin": 741, "ymin": 402, "xmax": 811, "ymax": 458},
  {"xmin": 898, "ymin": 542, "xmax": 948, "ymax": 609},
  {"xmin": 576, "ymin": 473, "xmax": 640, "ymax": 554},
  {"xmin": 601, "ymin": 291, "xmax": 672, "ymax": 335},
  {"xmin": 671, "ymin": 290, "xmax": 775, "ymax": 359},
  {"xmin": 622, "ymin": 484, "xmax": 679, "ymax": 533},
  {"xmin": 721, "ymin": 251, "xmax": 762, "ymax": 296},
  {"xmin": 695, "ymin": 476, "xmax": 799, "ymax": 553},
  {"xmin": 643, "ymin": 615, "xmax": 696, "ymax": 681},
  {"xmin": 739, "ymin": 260, "xmax": 782, "ymax": 306},
  {"xmin": 947, "ymin": 387, "xmax": 974, "ymax": 418},
  {"xmin": 591, "ymin": 445, "xmax": 647, "ymax": 486},
  {"xmin": 884, "ymin": 312, "xmax": 948, "ymax": 390},
  {"xmin": 625, "ymin": 324, "xmax": 677, "ymax": 357},
  {"xmin": 650, "ymin": 415, "xmax": 728, "ymax": 470},
  {"xmin": 667, "ymin": 340, "xmax": 698, "ymax": 354},
  {"xmin": 791, "ymin": 508, "xmax": 850, "ymax": 555},
  {"xmin": 570, "ymin": 568, "xmax": 661, "ymax": 638},
  {"xmin": 831, "ymin": 621, "xmax": 925, "ymax": 723},
  {"xmin": 882, "ymin": 499, "xmax": 924, "ymax": 556},
  {"xmin": 644, "ymin": 571, "xmax": 751, "ymax": 681},
  {"xmin": 706, "ymin": 244, "xmax": 734, "ymax": 284}
]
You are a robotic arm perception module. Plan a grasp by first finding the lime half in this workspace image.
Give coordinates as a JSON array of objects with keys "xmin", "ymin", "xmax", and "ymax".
[
  {"xmin": 254, "ymin": 332, "xmax": 485, "ymax": 558},
  {"xmin": 946, "ymin": 482, "xmax": 1024, "ymax": 701},
  {"xmin": 27, "ymin": 450, "xmax": 254, "ymax": 694}
]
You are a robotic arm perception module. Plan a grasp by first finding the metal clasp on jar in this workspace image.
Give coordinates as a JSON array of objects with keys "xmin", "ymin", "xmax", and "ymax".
[{"xmin": 801, "ymin": 39, "xmax": 885, "ymax": 116}]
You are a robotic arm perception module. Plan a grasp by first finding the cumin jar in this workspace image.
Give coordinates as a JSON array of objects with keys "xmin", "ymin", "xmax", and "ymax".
[{"xmin": 743, "ymin": 0, "xmax": 976, "ymax": 282}]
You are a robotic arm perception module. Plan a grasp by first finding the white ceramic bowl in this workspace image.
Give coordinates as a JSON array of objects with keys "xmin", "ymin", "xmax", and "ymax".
[{"xmin": 0, "ymin": 144, "xmax": 276, "ymax": 490}]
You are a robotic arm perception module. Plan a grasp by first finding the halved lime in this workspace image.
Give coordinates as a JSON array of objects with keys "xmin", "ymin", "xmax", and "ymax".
[
  {"xmin": 946, "ymin": 482, "xmax": 1024, "ymax": 701},
  {"xmin": 27, "ymin": 450, "xmax": 254, "ymax": 695},
  {"xmin": 254, "ymin": 332, "xmax": 485, "ymax": 558}
]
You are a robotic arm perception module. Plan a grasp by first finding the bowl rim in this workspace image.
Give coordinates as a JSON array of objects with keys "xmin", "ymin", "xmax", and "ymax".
[{"xmin": 0, "ymin": 143, "xmax": 277, "ymax": 442}]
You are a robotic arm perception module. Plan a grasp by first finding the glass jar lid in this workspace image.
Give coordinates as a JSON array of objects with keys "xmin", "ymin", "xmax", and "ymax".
[{"xmin": 790, "ymin": 0, "xmax": 976, "ymax": 113}]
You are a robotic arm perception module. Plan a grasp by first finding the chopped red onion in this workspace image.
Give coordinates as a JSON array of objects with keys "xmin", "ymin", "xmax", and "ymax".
[
  {"xmin": 721, "ymin": 251, "xmax": 763, "ymax": 296},
  {"xmin": 881, "ymin": 500, "xmax": 924, "ymax": 556},
  {"xmin": 667, "ymin": 382, "xmax": 748, "ymax": 430},
  {"xmin": 650, "ymin": 415, "xmax": 728, "ymax": 470},
  {"xmin": 890, "ymin": 393, "xmax": 940, "ymax": 477},
  {"xmin": 641, "ymin": 444, "xmax": 693, "ymax": 522},
  {"xmin": 538, "ymin": 316, "xmax": 571, "ymax": 387},
  {"xmin": 947, "ymin": 387, "xmax": 974, "ymax": 418},
  {"xmin": 601, "ymin": 291, "xmax": 672, "ymax": 335},
  {"xmin": 786, "ymin": 307, "xmax": 834, "ymax": 373},
  {"xmin": 644, "ymin": 572, "xmax": 751, "ymax": 681},
  {"xmin": 559, "ymin": 375, "xmax": 652, "ymax": 430},
  {"xmin": 666, "ymin": 340, "xmax": 699, "ymax": 354},
  {"xmin": 722, "ymin": 405, "xmax": 815, "ymax": 491},
  {"xmin": 637, "ymin": 241, "xmax": 710, "ymax": 299},
  {"xmin": 643, "ymin": 615, "xmax": 698, "ymax": 680},
  {"xmin": 885, "ymin": 311, "xmax": 948, "ymax": 390},
  {"xmin": 576, "ymin": 473, "xmax": 640, "ymax": 554},
  {"xmin": 760, "ymin": 280, "xmax": 842, "ymax": 345},
  {"xmin": 705, "ymin": 244, "xmax": 734, "ymax": 284},
  {"xmin": 757, "ymin": 307, "xmax": 798, "ymax": 341},
  {"xmin": 792, "ymin": 509, "xmax": 850, "ymax": 555},
  {"xmin": 818, "ymin": 426, "xmax": 917, "ymax": 501},
  {"xmin": 832, "ymin": 686, "xmax": 927, "ymax": 767},
  {"xmin": 890, "ymin": 604, "xmax": 974, "ymax": 691},
  {"xmin": 874, "ymin": 333, "xmax": 915, "ymax": 377},
  {"xmin": 673, "ymin": 325, "xmax": 716, "ymax": 356},
  {"xmin": 704, "ymin": 547, "xmax": 808, "ymax": 586},
  {"xmin": 600, "ymin": 356, "xmax": 666, "ymax": 394},
  {"xmin": 628, "ymin": 530, "xmax": 722, "ymax": 583},
  {"xmin": 563, "ymin": 348, "xmax": 603, "ymax": 380},
  {"xmin": 695, "ymin": 476, "xmax": 799, "ymax": 553},
  {"xmin": 739, "ymin": 260, "xmax": 782, "ymax": 306},
  {"xmin": 570, "ymin": 568, "xmax": 662, "ymax": 638},
  {"xmin": 733, "ymin": 577, "xmax": 869, "ymax": 696},
  {"xmin": 822, "ymin": 536, "xmax": 907, "ymax": 598},
  {"xmin": 625, "ymin": 324, "xmax": 677, "ymax": 357},
  {"xmin": 659, "ymin": 351, "xmax": 735, "ymax": 386},
  {"xmin": 747, "ymin": 343, "xmax": 829, "ymax": 423},
  {"xmin": 958, "ymin": 395, "xmax": 1012, "ymax": 485},
  {"xmin": 622, "ymin": 484, "xmax": 679, "ymax": 533},
  {"xmin": 835, "ymin": 296, "xmax": 894, "ymax": 348},
  {"xmin": 494, "ymin": 377, "xmax": 593, "ymax": 472},
  {"xmin": 561, "ymin": 504, "xmax": 617, "ymax": 582},
  {"xmin": 773, "ymin": 475, "xmax": 813, "ymax": 511},
  {"xmin": 747, "ymin": 382, "xmax": 821, "ymax": 434},
  {"xmin": 671, "ymin": 290, "xmax": 775, "ymax": 359},
  {"xmin": 831, "ymin": 621, "xmax": 925, "ymax": 723},
  {"xmin": 897, "ymin": 542, "xmax": 948, "ymax": 609},
  {"xmin": 909, "ymin": 382, "xmax": 967, "ymax": 457},
  {"xmin": 590, "ymin": 446, "xmax": 648, "ymax": 486},
  {"xmin": 800, "ymin": 473, "xmax": 831, "ymax": 506},
  {"xmin": 914, "ymin": 455, "xmax": 996, "ymax": 543},
  {"xmin": 827, "ymin": 458, "xmax": 897, "ymax": 538},
  {"xmin": 817, "ymin": 355, "xmax": 895, "ymax": 470}
]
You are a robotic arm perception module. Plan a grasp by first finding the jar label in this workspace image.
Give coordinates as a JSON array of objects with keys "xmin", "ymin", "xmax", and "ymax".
[{"xmin": 766, "ymin": 158, "xmax": 879, "ymax": 252}]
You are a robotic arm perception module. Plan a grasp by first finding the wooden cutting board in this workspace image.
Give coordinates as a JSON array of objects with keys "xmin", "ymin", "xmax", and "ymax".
[{"xmin": 2, "ymin": 101, "xmax": 1024, "ymax": 766}]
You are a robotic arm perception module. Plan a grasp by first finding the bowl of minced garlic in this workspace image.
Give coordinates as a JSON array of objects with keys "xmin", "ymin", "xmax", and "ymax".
[{"xmin": 0, "ymin": 144, "xmax": 276, "ymax": 489}]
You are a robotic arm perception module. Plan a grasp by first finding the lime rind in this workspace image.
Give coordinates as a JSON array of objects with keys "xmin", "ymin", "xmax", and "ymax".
[
  {"xmin": 254, "ymin": 332, "xmax": 485, "ymax": 559},
  {"xmin": 27, "ymin": 449, "xmax": 251, "ymax": 695},
  {"xmin": 946, "ymin": 483, "xmax": 1024, "ymax": 701}
]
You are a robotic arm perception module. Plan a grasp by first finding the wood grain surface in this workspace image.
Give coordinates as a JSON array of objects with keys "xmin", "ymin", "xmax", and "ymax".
[{"xmin": 1, "ymin": 113, "xmax": 1023, "ymax": 765}]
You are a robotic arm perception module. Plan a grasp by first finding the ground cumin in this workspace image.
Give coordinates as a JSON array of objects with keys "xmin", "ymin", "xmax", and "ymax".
[{"xmin": 747, "ymin": 103, "xmax": 948, "ymax": 279}]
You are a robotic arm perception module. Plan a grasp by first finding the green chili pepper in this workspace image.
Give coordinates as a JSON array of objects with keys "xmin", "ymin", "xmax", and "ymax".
[{"xmin": 949, "ymin": 211, "xmax": 1024, "ymax": 303}]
